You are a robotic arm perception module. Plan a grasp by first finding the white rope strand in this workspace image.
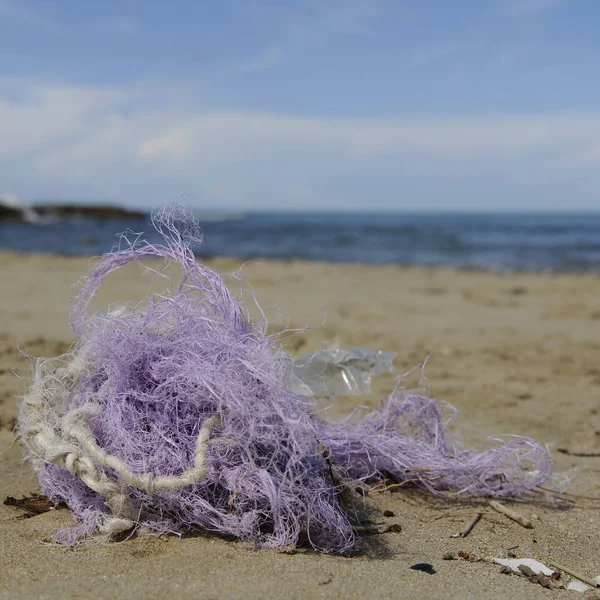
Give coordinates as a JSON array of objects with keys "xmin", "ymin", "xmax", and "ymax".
[
  {"xmin": 63, "ymin": 405, "xmax": 219, "ymax": 493},
  {"xmin": 19, "ymin": 354, "xmax": 220, "ymax": 538}
]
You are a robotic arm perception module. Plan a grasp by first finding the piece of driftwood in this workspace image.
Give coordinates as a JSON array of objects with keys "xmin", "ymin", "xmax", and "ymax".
[{"xmin": 488, "ymin": 500, "xmax": 533, "ymax": 528}]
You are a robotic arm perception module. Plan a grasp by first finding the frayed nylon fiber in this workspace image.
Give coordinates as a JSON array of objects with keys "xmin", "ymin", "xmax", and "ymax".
[{"xmin": 18, "ymin": 205, "xmax": 553, "ymax": 553}]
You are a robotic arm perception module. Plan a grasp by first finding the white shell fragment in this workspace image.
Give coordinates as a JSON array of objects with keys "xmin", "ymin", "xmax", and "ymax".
[
  {"xmin": 595, "ymin": 575, "xmax": 600, "ymax": 587},
  {"xmin": 567, "ymin": 581, "xmax": 592, "ymax": 592},
  {"xmin": 493, "ymin": 557, "xmax": 554, "ymax": 576}
]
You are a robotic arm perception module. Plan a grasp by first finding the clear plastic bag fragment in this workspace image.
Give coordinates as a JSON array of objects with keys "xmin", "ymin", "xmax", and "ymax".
[{"xmin": 289, "ymin": 348, "xmax": 396, "ymax": 398}]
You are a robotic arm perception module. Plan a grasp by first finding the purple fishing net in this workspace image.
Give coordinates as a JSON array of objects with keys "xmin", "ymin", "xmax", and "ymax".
[{"xmin": 19, "ymin": 205, "xmax": 553, "ymax": 553}]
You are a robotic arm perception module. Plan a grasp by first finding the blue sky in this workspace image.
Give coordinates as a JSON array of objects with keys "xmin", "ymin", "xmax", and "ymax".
[{"xmin": 0, "ymin": 0, "xmax": 599, "ymax": 211}]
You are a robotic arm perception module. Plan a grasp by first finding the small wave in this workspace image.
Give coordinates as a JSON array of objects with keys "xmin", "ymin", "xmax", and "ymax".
[{"xmin": 192, "ymin": 210, "xmax": 247, "ymax": 223}]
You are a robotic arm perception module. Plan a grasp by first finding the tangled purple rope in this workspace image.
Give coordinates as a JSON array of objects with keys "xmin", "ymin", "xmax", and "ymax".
[{"xmin": 19, "ymin": 205, "xmax": 553, "ymax": 553}]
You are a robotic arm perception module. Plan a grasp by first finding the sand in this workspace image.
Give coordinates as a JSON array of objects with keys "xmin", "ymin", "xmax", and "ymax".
[{"xmin": 1, "ymin": 252, "xmax": 600, "ymax": 599}]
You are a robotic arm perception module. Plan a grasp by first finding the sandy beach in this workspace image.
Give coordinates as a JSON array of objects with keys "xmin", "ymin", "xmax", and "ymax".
[{"xmin": 1, "ymin": 252, "xmax": 600, "ymax": 599}]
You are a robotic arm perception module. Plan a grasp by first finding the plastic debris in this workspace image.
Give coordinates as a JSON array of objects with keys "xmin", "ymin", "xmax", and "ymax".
[
  {"xmin": 289, "ymin": 348, "xmax": 396, "ymax": 397},
  {"xmin": 493, "ymin": 558, "xmax": 554, "ymax": 577},
  {"xmin": 567, "ymin": 581, "xmax": 593, "ymax": 592}
]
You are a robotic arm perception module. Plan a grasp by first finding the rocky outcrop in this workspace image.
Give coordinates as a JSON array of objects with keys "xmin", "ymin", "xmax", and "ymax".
[
  {"xmin": 0, "ymin": 203, "xmax": 23, "ymax": 222},
  {"xmin": 31, "ymin": 204, "xmax": 146, "ymax": 221},
  {"xmin": 0, "ymin": 202, "xmax": 147, "ymax": 223}
]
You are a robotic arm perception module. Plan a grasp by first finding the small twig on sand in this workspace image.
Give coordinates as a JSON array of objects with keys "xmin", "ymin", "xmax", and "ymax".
[
  {"xmin": 488, "ymin": 500, "xmax": 533, "ymax": 529},
  {"xmin": 546, "ymin": 560, "xmax": 598, "ymax": 589},
  {"xmin": 537, "ymin": 486, "xmax": 600, "ymax": 503},
  {"xmin": 557, "ymin": 448, "xmax": 600, "ymax": 457},
  {"xmin": 353, "ymin": 523, "xmax": 401, "ymax": 534},
  {"xmin": 432, "ymin": 509, "xmax": 494, "ymax": 522},
  {"xmin": 369, "ymin": 475, "xmax": 444, "ymax": 494},
  {"xmin": 450, "ymin": 512, "xmax": 482, "ymax": 538}
]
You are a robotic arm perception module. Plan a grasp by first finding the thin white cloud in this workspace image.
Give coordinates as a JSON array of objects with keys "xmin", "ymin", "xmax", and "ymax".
[
  {"xmin": 230, "ymin": 46, "xmax": 285, "ymax": 74},
  {"xmin": 34, "ymin": 118, "xmax": 139, "ymax": 181},
  {"xmin": 3, "ymin": 80, "xmax": 600, "ymax": 168},
  {"xmin": 499, "ymin": 0, "xmax": 566, "ymax": 17},
  {"xmin": 225, "ymin": 0, "xmax": 378, "ymax": 73},
  {"xmin": 94, "ymin": 16, "xmax": 138, "ymax": 35},
  {"xmin": 303, "ymin": 0, "xmax": 379, "ymax": 38},
  {"xmin": 137, "ymin": 128, "xmax": 191, "ymax": 161},
  {"xmin": 2, "ymin": 80, "xmax": 600, "ymax": 209},
  {"xmin": 136, "ymin": 112, "xmax": 600, "ymax": 162},
  {"xmin": 0, "ymin": 0, "xmax": 61, "ymax": 32},
  {"xmin": 0, "ymin": 81, "xmax": 130, "ymax": 157},
  {"xmin": 405, "ymin": 43, "xmax": 459, "ymax": 68},
  {"xmin": 552, "ymin": 144, "xmax": 600, "ymax": 169},
  {"xmin": 1, "ymin": 81, "xmax": 599, "ymax": 160}
]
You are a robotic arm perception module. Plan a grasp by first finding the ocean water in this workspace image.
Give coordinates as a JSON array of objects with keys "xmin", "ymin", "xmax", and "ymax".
[{"xmin": 1, "ymin": 211, "xmax": 599, "ymax": 273}]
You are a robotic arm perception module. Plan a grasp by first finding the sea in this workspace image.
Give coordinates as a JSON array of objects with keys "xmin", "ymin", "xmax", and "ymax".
[{"xmin": 1, "ymin": 211, "xmax": 599, "ymax": 273}]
